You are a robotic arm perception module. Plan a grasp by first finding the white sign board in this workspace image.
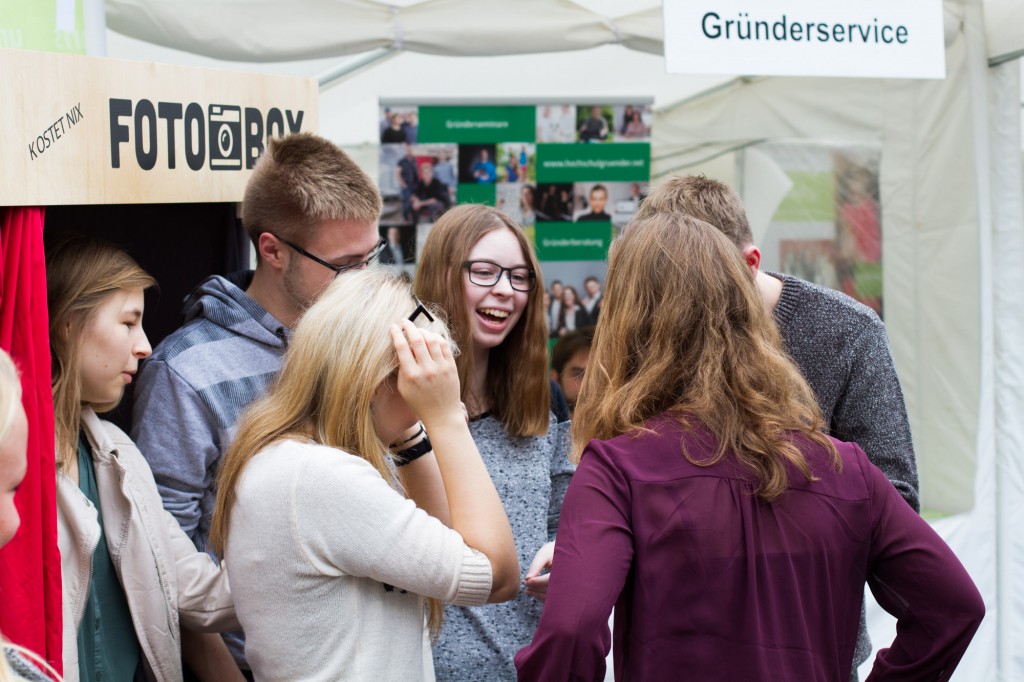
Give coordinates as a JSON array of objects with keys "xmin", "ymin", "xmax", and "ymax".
[{"xmin": 663, "ymin": 0, "xmax": 946, "ymax": 79}]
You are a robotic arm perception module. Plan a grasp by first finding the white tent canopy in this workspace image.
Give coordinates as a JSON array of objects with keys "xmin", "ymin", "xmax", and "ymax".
[
  {"xmin": 104, "ymin": 0, "xmax": 1024, "ymax": 65},
  {"xmin": 100, "ymin": 1, "xmax": 1024, "ymax": 679}
]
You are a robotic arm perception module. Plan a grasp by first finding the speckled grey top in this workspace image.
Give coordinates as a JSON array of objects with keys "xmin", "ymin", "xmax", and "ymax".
[
  {"xmin": 770, "ymin": 273, "xmax": 918, "ymax": 512},
  {"xmin": 433, "ymin": 413, "xmax": 573, "ymax": 681}
]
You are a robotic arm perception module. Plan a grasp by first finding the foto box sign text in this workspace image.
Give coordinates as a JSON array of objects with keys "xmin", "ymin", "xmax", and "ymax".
[
  {"xmin": 0, "ymin": 49, "xmax": 318, "ymax": 206},
  {"xmin": 663, "ymin": 0, "xmax": 946, "ymax": 79}
]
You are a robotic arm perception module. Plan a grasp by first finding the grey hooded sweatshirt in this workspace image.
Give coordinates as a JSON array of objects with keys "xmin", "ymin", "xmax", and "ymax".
[{"xmin": 131, "ymin": 273, "xmax": 288, "ymax": 667}]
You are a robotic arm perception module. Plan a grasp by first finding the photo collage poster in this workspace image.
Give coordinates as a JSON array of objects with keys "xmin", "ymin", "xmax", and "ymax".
[{"xmin": 378, "ymin": 101, "xmax": 652, "ymax": 338}]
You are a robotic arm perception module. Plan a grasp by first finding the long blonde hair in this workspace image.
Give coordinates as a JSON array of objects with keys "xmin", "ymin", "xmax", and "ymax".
[
  {"xmin": 210, "ymin": 268, "xmax": 452, "ymax": 634},
  {"xmin": 572, "ymin": 214, "xmax": 839, "ymax": 502},
  {"xmin": 44, "ymin": 233, "xmax": 155, "ymax": 469},
  {"xmin": 414, "ymin": 204, "xmax": 549, "ymax": 436}
]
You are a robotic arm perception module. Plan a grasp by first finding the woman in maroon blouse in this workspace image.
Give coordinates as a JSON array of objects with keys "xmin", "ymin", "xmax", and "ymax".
[{"xmin": 515, "ymin": 214, "xmax": 984, "ymax": 681}]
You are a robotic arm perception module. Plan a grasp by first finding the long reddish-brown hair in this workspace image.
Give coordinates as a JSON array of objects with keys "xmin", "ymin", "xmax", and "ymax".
[
  {"xmin": 414, "ymin": 204, "xmax": 549, "ymax": 437},
  {"xmin": 572, "ymin": 214, "xmax": 839, "ymax": 502}
]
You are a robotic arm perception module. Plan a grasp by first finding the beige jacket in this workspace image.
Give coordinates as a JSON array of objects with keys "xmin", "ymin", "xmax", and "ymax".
[{"xmin": 57, "ymin": 408, "xmax": 239, "ymax": 682}]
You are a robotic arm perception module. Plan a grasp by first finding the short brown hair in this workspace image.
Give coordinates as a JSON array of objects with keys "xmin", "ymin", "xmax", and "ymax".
[
  {"xmin": 241, "ymin": 133, "xmax": 382, "ymax": 247},
  {"xmin": 551, "ymin": 327, "xmax": 593, "ymax": 376},
  {"xmin": 633, "ymin": 175, "xmax": 753, "ymax": 248},
  {"xmin": 414, "ymin": 204, "xmax": 550, "ymax": 437}
]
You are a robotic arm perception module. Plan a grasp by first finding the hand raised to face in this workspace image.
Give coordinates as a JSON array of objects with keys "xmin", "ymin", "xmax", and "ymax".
[{"xmin": 389, "ymin": 320, "xmax": 462, "ymax": 428}]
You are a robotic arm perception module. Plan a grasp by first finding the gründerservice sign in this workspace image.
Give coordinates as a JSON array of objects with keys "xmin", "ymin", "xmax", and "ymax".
[{"xmin": 663, "ymin": 0, "xmax": 946, "ymax": 79}]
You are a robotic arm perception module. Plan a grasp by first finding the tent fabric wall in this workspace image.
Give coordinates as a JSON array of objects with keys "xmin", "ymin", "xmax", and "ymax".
[{"xmin": 987, "ymin": 56, "xmax": 1024, "ymax": 680}]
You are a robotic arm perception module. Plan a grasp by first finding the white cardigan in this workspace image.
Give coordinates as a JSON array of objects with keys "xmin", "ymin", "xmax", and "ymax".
[{"xmin": 225, "ymin": 440, "xmax": 492, "ymax": 682}]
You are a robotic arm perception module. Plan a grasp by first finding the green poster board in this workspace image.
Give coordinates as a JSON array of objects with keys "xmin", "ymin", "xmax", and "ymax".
[
  {"xmin": 378, "ymin": 100, "xmax": 652, "ymax": 334},
  {"xmin": 535, "ymin": 222, "xmax": 614, "ymax": 261},
  {"xmin": 419, "ymin": 106, "xmax": 536, "ymax": 144},
  {"xmin": 535, "ymin": 143, "xmax": 651, "ymax": 183}
]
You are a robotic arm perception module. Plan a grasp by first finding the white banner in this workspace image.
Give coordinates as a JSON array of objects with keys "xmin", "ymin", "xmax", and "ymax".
[{"xmin": 663, "ymin": 0, "xmax": 946, "ymax": 79}]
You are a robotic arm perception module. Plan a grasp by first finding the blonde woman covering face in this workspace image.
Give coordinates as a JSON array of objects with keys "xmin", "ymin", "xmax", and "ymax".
[{"xmin": 210, "ymin": 270, "xmax": 518, "ymax": 682}]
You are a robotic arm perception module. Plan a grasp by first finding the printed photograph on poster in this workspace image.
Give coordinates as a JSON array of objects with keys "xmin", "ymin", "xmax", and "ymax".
[
  {"xmin": 834, "ymin": 152, "xmax": 882, "ymax": 315},
  {"xmin": 576, "ymin": 105, "xmax": 614, "ymax": 143},
  {"xmin": 573, "ymin": 181, "xmax": 646, "ymax": 224},
  {"xmin": 497, "ymin": 144, "xmax": 536, "ymax": 184},
  {"xmin": 459, "ymin": 144, "xmax": 498, "ymax": 184},
  {"xmin": 497, "ymin": 183, "xmax": 537, "ymax": 226},
  {"xmin": 538, "ymin": 262, "xmax": 607, "ymax": 338},
  {"xmin": 612, "ymin": 104, "xmax": 652, "ymax": 142},
  {"xmin": 535, "ymin": 105, "xmax": 576, "ymax": 143},
  {"xmin": 779, "ymin": 240, "xmax": 839, "ymax": 291},
  {"xmin": 535, "ymin": 183, "xmax": 574, "ymax": 222},
  {"xmin": 378, "ymin": 224, "xmax": 417, "ymax": 277},
  {"xmin": 617, "ymin": 182, "xmax": 648, "ymax": 223},
  {"xmin": 380, "ymin": 105, "xmax": 419, "ymax": 144},
  {"xmin": 379, "ymin": 143, "xmax": 457, "ymax": 225},
  {"xmin": 415, "ymin": 222, "xmax": 437, "ymax": 268}
]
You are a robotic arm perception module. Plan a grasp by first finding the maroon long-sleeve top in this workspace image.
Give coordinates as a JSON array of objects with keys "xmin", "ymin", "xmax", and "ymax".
[{"xmin": 515, "ymin": 414, "xmax": 984, "ymax": 681}]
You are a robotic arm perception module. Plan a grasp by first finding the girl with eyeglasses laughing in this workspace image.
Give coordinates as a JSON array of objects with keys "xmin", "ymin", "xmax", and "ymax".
[{"xmin": 415, "ymin": 204, "xmax": 574, "ymax": 681}]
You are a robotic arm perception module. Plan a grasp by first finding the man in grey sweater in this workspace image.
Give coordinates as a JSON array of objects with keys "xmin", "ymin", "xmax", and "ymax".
[
  {"xmin": 131, "ymin": 132, "xmax": 383, "ymax": 670},
  {"xmin": 634, "ymin": 175, "xmax": 919, "ymax": 680}
]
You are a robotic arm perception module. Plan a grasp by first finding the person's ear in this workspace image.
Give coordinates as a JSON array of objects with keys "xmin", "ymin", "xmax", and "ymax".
[
  {"xmin": 741, "ymin": 244, "xmax": 761, "ymax": 276},
  {"xmin": 258, "ymin": 232, "xmax": 287, "ymax": 272},
  {"xmin": 551, "ymin": 369, "xmax": 560, "ymax": 384}
]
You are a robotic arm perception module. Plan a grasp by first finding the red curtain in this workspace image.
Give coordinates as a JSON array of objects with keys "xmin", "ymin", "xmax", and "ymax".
[{"xmin": 0, "ymin": 207, "xmax": 62, "ymax": 674}]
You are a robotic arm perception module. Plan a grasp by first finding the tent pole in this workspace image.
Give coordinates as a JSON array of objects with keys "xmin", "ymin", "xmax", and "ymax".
[
  {"xmin": 652, "ymin": 139, "xmax": 765, "ymax": 180},
  {"xmin": 655, "ymin": 76, "xmax": 761, "ymax": 114},
  {"xmin": 318, "ymin": 47, "xmax": 399, "ymax": 92}
]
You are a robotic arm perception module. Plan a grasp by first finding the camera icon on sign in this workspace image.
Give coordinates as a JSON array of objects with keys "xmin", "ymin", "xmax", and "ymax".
[{"xmin": 209, "ymin": 104, "xmax": 243, "ymax": 170}]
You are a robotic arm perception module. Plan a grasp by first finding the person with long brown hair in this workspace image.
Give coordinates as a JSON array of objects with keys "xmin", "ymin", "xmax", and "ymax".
[
  {"xmin": 46, "ymin": 233, "xmax": 241, "ymax": 682},
  {"xmin": 414, "ymin": 204, "xmax": 573, "ymax": 681},
  {"xmin": 208, "ymin": 269, "xmax": 518, "ymax": 681},
  {"xmin": 515, "ymin": 215, "xmax": 984, "ymax": 680}
]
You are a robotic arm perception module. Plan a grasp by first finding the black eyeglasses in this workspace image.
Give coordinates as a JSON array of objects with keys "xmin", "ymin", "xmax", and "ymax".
[
  {"xmin": 463, "ymin": 261, "xmax": 536, "ymax": 292},
  {"xmin": 275, "ymin": 235, "xmax": 387, "ymax": 277},
  {"xmin": 409, "ymin": 295, "xmax": 435, "ymax": 324}
]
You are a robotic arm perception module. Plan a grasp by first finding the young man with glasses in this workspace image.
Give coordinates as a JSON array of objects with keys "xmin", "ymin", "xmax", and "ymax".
[{"xmin": 131, "ymin": 132, "xmax": 382, "ymax": 675}]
